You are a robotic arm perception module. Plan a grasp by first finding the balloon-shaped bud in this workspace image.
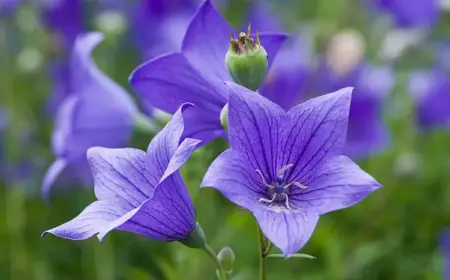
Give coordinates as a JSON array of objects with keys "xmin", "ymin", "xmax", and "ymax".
[
  {"xmin": 217, "ymin": 246, "xmax": 235, "ymax": 273},
  {"xmin": 225, "ymin": 24, "xmax": 268, "ymax": 90}
]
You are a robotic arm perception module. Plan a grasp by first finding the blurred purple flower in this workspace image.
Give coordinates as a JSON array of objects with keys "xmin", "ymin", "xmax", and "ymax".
[
  {"xmin": 43, "ymin": 104, "xmax": 200, "ymax": 242},
  {"xmin": 442, "ymin": 230, "xmax": 450, "ymax": 279},
  {"xmin": 42, "ymin": 32, "xmax": 138, "ymax": 199},
  {"xmin": 42, "ymin": 0, "xmax": 84, "ymax": 48},
  {"xmin": 131, "ymin": 0, "xmax": 199, "ymax": 59},
  {"xmin": 373, "ymin": 0, "xmax": 440, "ymax": 28},
  {"xmin": 259, "ymin": 32, "xmax": 312, "ymax": 111},
  {"xmin": 202, "ymin": 84, "xmax": 381, "ymax": 256},
  {"xmin": 0, "ymin": 0, "xmax": 21, "ymax": 15},
  {"xmin": 409, "ymin": 68, "xmax": 450, "ymax": 129},
  {"xmin": 245, "ymin": 1, "xmax": 284, "ymax": 33},
  {"xmin": 130, "ymin": 0, "xmax": 287, "ymax": 144},
  {"xmin": 315, "ymin": 63, "xmax": 393, "ymax": 159}
]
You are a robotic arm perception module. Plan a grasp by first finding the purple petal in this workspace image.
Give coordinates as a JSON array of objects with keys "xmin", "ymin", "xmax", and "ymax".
[
  {"xmin": 130, "ymin": 53, "xmax": 227, "ymax": 143},
  {"xmin": 44, "ymin": 0, "xmax": 84, "ymax": 48},
  {"xmin": 245, "ymin": 2, "xmax": 284, "ymax": 33},
  {"xmin": 97, "ymin": 172, "xmax": 196, "ymax": 242},
  {"xmin": 375, "ymin": 0, "xmax": 439, "ymax": 28},
  {"xmin": 53, "ymin": 32, "xmax": 138, "ymax": 160},
  {"xmin": 259, "ymin": 36, "xmax": 309, "ymax": 110},
  {"xmin": 441, "ymin": 230, "xmax": 450, "ymax": 279},
  {"xmin": 291, "ymin": 155, "xmax": 381, "ymax": 214},
  {"xmin": 44, "ymin": 104, "xmax": 198, "ymax": 242},
  {"xmin": 42, "ymin": 199, "xmax": 130, "ymax": 240},
  {"xmin": 42, "ymin": 159, "xmax": 68, "ymax": 200},
  {"xmin": 254, "ymin": 208, "xmax": 319, "ymax": 257},
  {"xmin": 201, "ymin": 150, "xmax": 265, "ymax": 212},
  {"xmin": 181, "ymin": 107, "xmax": 226, "ymax": 143},
  {"xmin": 281, "ymin": 87, "xmax": 352, "ymax": 185},
  {"xmin": 409, "ymin": 69, "xmax": 450, "ymax": 128},
  {"xmin": 161, "ymin": 137, "xmax": 202, "ymax": 182},
  {"xmin": 344, "ymin": 95, "xmax": 390, "ymax": 159},
  {"xmin": 130, "ymin": 53, "xmax": 227, "ymax": 114},
  {"xmin": 181, "ymin": 0, "xmax": 233, "ymax": 81},
  {"xmin": 258, "ymin": 33, "xmax": 289, "ymax": 69},
  {"xmin": 87, "ymin": 147, "xmax": 154, "ymax": 203},
  {"xmin": 227, "ymin": 82, "xmax": 285, "ymax": 183},
  {"xmin": 145, "ymin": 103, "xmax": 200, "ymax": 180}
]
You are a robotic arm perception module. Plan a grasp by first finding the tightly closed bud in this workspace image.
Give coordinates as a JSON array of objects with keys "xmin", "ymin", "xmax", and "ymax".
[
  {"xmin": 217, "ymin": 247, "xmax": 235, "ymax": 272},
  {"xmin": 225, "ymin": 25, "xmax": 268, "ymax": 90},
  {"xmin": 220, "ymin": 104, "xmax": 229, "ymax": 134}
]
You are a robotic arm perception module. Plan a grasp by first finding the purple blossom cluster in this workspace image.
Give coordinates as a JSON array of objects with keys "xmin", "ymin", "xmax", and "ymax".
[
  {"xmin": 31, "ymin": 0, "xmax": 450, "ymax": 278},
  {"xmin": 43, "ymin": 0, "xmax": 382, "ymax": 261}
]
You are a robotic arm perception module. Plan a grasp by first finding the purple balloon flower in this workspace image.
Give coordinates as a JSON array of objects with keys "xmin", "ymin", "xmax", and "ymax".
[
  {"xmin": 409, "ymin": 68, "xmax": 450, "ymax": 129},
  {"xmin": 42, "ymin": 32, "xmax": 138, "ymax": 198},
  {"xmin": 43, "ymin": 104, "xmax": 200, "ymax": 242},
  {"xmin": 316, "ymin": 63, "xmax": 393, "ymax": 159},
  {"xmin": 130, "ymin": 0, "xmax": 287, "ymax": 144},
  {"xmin": 372, "ymin": 0, "xmax": 439, "ymax": 28},
  {"xmin": 202, "ymin": 84, "xmax": 381, "ymax": 256}
]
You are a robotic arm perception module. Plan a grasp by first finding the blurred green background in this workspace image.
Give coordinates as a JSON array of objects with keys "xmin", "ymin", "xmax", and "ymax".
[{"xmin": 1, "ymin": 0, "xmax": 450, "ymax": 279}]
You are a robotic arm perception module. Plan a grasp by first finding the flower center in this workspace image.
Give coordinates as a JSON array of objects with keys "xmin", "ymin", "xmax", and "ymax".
[{"xmin": 255, "ymin": 164, "xmax": 308, "ymax": 211}]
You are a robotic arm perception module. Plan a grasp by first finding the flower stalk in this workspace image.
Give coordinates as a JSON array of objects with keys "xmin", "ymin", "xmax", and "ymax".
[
  {"xmin": 204, "ymin": 244, "xmax": 227, "ymax": 280},
  {"xmin": 258, "ymin": 225, "xmax": 269, "ymax": 280}
]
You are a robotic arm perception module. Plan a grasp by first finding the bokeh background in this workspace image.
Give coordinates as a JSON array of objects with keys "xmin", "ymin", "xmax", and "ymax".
[{"xmin": 1, "ymin": 0, "xmax": 450, "ymax": 279}]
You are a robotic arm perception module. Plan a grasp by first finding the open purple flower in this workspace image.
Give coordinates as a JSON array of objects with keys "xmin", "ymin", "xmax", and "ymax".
[
  {"xmin": 42, "ymin": 32, "xmax": 138, "ymax": 198},
  {"xmin": 43, "ymin": 104, "xmax": 200, "ymax": 242},
  {"xmin": 372, "ymin": 0, "xmax": 439, "ymax": 28},
  {"xmin": 130, "ymin": 0, "xmax": 287, "ymax": 144},
  {"xmin": 315, "ymin": 63, "xmax": 393, "ymax": 159},
  {"xmin": 202, "ymin": 83, "xmax": 381, "ymax": 256},
  {"xmin": 409, "ymin": 68, "xmax": 450, "ymax": 129}
]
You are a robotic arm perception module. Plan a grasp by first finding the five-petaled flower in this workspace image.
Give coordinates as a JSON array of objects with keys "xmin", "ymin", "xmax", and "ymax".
[
  {"xmin": 130, "ymin": 0, "xmax": 287, "ymax": 144},
  {"xmin": 202, "ymin": 83, "xmax": 381, "ymax": 256},
  {"xmin": 43, "ymin": 104, "xmax": 200, "ymax": 242},
  {"xmin": 42, "ymin": 32, "xmax": 138, "ymax": 199}
]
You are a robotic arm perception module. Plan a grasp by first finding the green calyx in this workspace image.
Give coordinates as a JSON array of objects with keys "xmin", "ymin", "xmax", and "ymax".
[
  {"xmin": 225, "ymin": 24, "xmax": 268, "ymax": 91},
  {"xmin": 179, "ymin": 222, "xmax": 207, "ymax": 249}
]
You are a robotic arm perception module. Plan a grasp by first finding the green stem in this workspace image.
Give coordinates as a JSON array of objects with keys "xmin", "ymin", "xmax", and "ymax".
[
  {"xmin": 133, "ymin": 113, "xmax": 160, "ymax": 134},
  {"xmin": 258, "ymin": 226, "xmax": 268, "ymax": 280},
  {"xmin": 204, "ymin": 244, "xmax": 227, "ymax": 280}
]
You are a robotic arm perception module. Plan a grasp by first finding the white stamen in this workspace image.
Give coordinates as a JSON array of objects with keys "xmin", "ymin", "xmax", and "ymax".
[
  {"xmin": 277, "ymin": 163, "xmax": 294, "ymax": 177},
  {"xmin": 285, "ymin": 181, "xmax": 308, "ymax": 190},
  {"xmin": 256, "ymin": 169, "xmax": 274, "ymax": 188},
  {"xmin": 259, "ymin": 193, "xmax": 277, "ymax": 204}
]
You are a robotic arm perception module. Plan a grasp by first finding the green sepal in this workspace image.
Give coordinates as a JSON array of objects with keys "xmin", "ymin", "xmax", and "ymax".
[{"xmin": 179, "ymin": 222, "xmax": 207, "ymax": 249}]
